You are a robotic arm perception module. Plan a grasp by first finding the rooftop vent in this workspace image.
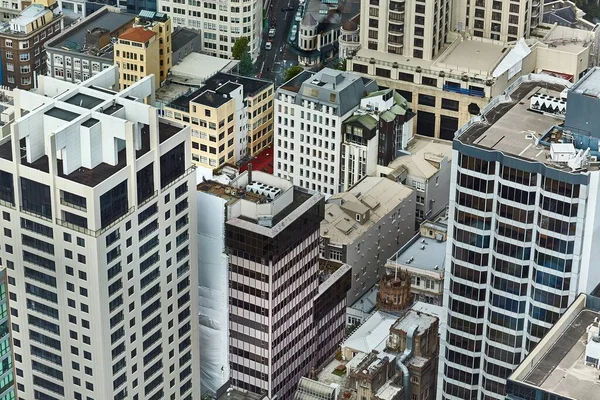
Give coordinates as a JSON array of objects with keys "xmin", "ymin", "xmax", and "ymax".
[{"xmin": 530, "ymin": 93, "xmax": 566, "ymax": 117}]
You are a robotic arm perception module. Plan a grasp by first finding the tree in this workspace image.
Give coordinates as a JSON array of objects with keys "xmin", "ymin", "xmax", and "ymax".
[
  {"xmin": 232, "ymin": 37, "xmax": 253, "ymax": 75},
  {"xmin": 284, "ymin": 65, "xmax": 304, "ymax": 82}
]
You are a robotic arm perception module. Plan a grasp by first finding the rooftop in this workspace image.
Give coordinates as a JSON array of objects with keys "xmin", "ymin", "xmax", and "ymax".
[
  {"xmin": 388, "ymin": 234, "xmax": 446, "ymax": 273},
  {"xmin": 343, "ymin": 310, "xmax": 398, "ymax": 355},
  {"xmin": 197, "ymin": 180, "xmax": 268, "ymax": 205},
  {"xmin": 46, "ymin": 6, "xmax": 136, "ymax": 59},
  {"xmin": 387, "ymin": 137, "xmax": 452, "ymax": 179},
  {"xmin": 508, "ymin": 294, "xmax": 600, "ymax": 400},
  {"xmin": 169, "ymin": 72, "xmax": 271, "ymax": 111},
  {"xmin": 456, "ymin": 77, "xmax": 572, "ymax": 163},
  {"xmin": 279, "ymin": 68, "xmax": 378, "ymax": 116},
  {"xmin": 239, "ymin": 147, "xmax": 274, "ymax": 175},
  {"xmin": 301, "ymin": 0, "xmax": 360, "ymax": 35},
  {"xmin": 118, "ymin": 26, "xmax": 155, "ymax": 42},
  {"xmin": 571, "ymin": 66, "xmax": 600, "ymax": 98},
  {"xmin": 348, "ymin": 285, "xmax": 378, "ymax": 315},
  {"xmin": 321, "ymin": 177, "xmax": 414, "ymax": 245},
  {"xmin": 390, "ymin": 309, "xmax": 438, "ymax": 336},
  {"xmin": 64, "ymin": 92, "xmax": 105, "ymax": 109},
  {"xmin": 217, "ymin": 388, "xmax": 267, "ymax": 400},
  {"xmin": 170, "ymin": 52, "xmax": 238, "ymax": 84},
  {"xmin": 10, "ymin": 4, "xmax": 51, "ymax": 29}
]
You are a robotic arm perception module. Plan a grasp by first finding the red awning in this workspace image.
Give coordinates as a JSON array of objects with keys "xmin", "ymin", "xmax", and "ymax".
[{"xmin": 541, "ymin": 70, "xmax": 574, "ymax": 82}]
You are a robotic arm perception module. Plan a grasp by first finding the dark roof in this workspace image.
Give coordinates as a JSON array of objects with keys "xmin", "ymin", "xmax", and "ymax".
[
  {"xmin": 171, "ymin": 28, "xmax": 199, "ymax": 53},
  {"xmin": 46, "ymin": 8, "xmax": 136, "ymax": 58},
  {"xmin": 45, "ymin": 108, "xmax": 79, "ymax": 121},
  {"xmin": 192, "ymin": 90, "xmax": 231, "ymax": 108},
  {"xmin": 102, "ymin": 103, "xmax": 124, "ymax": 115},
  {"xmin": 65, "ymin": 93, "xmax": 104, "ymax": 109},
  {"xmin": 169, "ymin": 72, "xmax": 272, "ymax": 110},
  {"xmin": 159, "ymin": 122, "xmax": 183, "ymax": 144},
  {"xmin": 81, "ymin": 118, "xmax": 99, "ymax": 128},
  {"xmin": 279, "ymin": 70, "xmax": 314, "ymax": 93}
]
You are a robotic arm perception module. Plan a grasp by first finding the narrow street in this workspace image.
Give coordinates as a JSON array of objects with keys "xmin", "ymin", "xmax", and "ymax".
[{"xmin": 255, "ymin": 0, "xmax": 301, "ymax": 84}]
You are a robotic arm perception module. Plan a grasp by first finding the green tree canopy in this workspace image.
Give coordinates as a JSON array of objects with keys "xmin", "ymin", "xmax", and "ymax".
[
  {"xmin": 232, "ymin": 37, "xmax": 253, "ymax": 75},
  {"xmin": 284, "ymin": 65, "xmax": 304, "ymax": 82}
]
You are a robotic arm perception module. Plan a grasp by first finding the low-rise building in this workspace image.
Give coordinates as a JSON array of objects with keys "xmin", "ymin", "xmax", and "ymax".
[
  {"xmin": 378, "ymin": 137, "xmax": 452, "ymax": 226},
  {"xmin": 384, "ymin": 211, "xmax": 448, "ymax": 306},
  {"xmin": 346, "ymin": 285, "xmax": 378, "ymax": 327},
  {"xmin": 302, "ymin": 305, "xmax": 440, "ymax": 400},
  {"xmin": 171, "ymin": 27, "xmax": 200, "ymax": 64},
  {"xmin": 44, "ymin": 6, "xmax": 136, "ymax": 83},
  {"xmin": 0, "ymin": 0, "xmax": 63, "ymax": 89},
  {"xmin": 159, "ymin": 72, "xmax": 273, "ymax": 169},
  {"xmin": 341, "ymin": 88, "xmax": 415, "ymax": 192},
  {"xmin": 543, "ymin": 0, "xmax": 598, "ymax": 30},
  {"xmin": 320, "ymin": 177, "xmax": 416, "ymax": 303},
  {"xmin": 506, "ymin": 293, "xmax": 600, "ymax": 400},
  {"xmin": 293, "ymin": 0, "xmax": 359, "ymax": 66}
]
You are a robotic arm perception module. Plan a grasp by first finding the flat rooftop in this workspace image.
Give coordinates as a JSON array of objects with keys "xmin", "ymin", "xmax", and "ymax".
[
  {"xmin": 169, "ymin": 72, "xmax": 272, "ymax": 110},
  {"xmin": 47, "ymin": 8, "xmax": 135, "ymax": 58},
  {"xmin": 391, "ymin": 309, "xmax": 438, "ymax": 336},
  {"xmin": 570, "ymin": 67, "xmax": 600, "ymax": 98},
  {"xmin": 518, "ymin": 308, "xmax": 599, "ymax": 400},
  {"xmin": 65, "ymin": 92, "xmax": 105, "ymax": 109},
  {"xmin": 197, "ymin": 180, "xmax": 267, "ymax": 204},
  {"xmin": 457, "ymin": 81, "xmax": 569, "ymax": 162},
  {"xmin": 436, "ymin": 39, "xmax": 508, "ymax": 74},
  {"xmin": 170, "ymin": 52, "xmax": 237, "ymax": 83},
  {"xmin": 172, "ymin": 28, "xmax": 198, "ymax": 53},
  {"xmin": 45, "ymin": 107, "xmax": 79, "ymax": 121},
  {"xmin": 343, "ymin": 311, "xmax": 398, "ymax": 354},
  {"xmin": 389, "ymin": 234, "xmax": 446, "ymax": 272},
  {"xmin": 158, "ymin": 122, "xmax": 184, "ymax": 144}
]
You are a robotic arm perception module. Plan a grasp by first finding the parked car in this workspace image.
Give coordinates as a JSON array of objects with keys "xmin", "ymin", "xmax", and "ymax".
[
  {"xmin": 290, "ymin": 25, "xmax": 297, "ymax": 42},
  {"xmin": 268, "ymin": 28, "xmax": 276, "ymax": 38},
  {"xmin": 295, "ymin": 10, "xmax": 302, "ymax": 21}
]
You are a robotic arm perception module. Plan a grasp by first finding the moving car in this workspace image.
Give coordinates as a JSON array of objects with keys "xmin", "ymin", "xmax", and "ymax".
[
  {"xmin": 265, "ymin": 41, "xmax": 272, "ymax": 50},
  {"xmin": 268, "ymin": 28, "xmax": 276, "ymax": 38}
]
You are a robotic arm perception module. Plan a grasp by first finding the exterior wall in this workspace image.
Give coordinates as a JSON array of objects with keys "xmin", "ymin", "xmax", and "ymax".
[
  {"xmin": 343, "ymin": 190, "xmax": 417, "ymax": 303},
  {"xmin": 115, "ymin": 34, "xmax": 160, "ymax": 90},
  {"xmin": 226, "ymin": 207, "xmax": 323, "ymax": 399},
  {"xmin": 150, "ymin": 18, "xmax": 172, "ymax": 83},
  {"xmin": 172, "ymin": 29, "xmax": 201, "ymax": 64},
  {"xmin": 196, "ymin": 191, "xmax": 230, "ymax": 395},
  {"xmin": 339, "ymin": 26, "xmax": 359, "ymax": 59},
  {"xmin": 274, "ymin": 93, "xmax": 349, "ymax": 196},
  {"xmin": 361, "ymin": 0, "xmax": 450, "ymax": 61},
  {"xmin": 452, "ymin": 0, "xmax": 543, "ymax": 42},
  {"xmin": 158, "ymin": 0, "xmax": 263, "ymax": 60},
  {"xmin": 534, "ymin": 46, "xmax": 590, "ymax": 81},
  {"xmin": 420, "ymin": 158, "xmax": 451, "ymax": 222},
  {"xmin": 0, "ymin": 15, "xmax": 63, "ymax": 89},
  {"xmin": 441, "ymin": 145, "xmax": 594, "ymax": 400},
  {"xmin": 247, "ymin": 85, "xmax": 274, "ymax": 156}
]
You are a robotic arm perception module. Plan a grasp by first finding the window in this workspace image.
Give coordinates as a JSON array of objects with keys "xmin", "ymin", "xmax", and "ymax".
[{"xmin": 100, "ymin": 180, "xmax": 129, "ymax": 228}]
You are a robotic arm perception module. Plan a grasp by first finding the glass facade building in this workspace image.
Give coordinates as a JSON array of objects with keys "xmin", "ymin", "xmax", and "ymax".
[{"xmin": 0, "ymin": 268, "xmax": 15, "ymax": 400}]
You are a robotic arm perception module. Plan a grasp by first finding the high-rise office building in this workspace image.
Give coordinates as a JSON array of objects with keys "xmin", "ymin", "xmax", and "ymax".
[
  {"xmin": 0, "ymin": 267, "xmax": 15, "ymax": 400},
  {"xmin": 197, "ymin": 170, "xmax": 326, "ymax": 399},
  {"xmin": 157, "ymin": 0, "xmax": 262, "ymax": 60},
  {"xmin": 0, "ymin": 67, "xmax": 200, "ymax": 400},
  {"xmin": 441, "ymin": 68, "xmax": 600, "ymax": 400},
  {"xmin": 452, "ymin": 0, "xmax": 544, "ymax": 42},
  {"xmin": 274, "ymin": 68, "xmax": 378, "ymax": 196}
]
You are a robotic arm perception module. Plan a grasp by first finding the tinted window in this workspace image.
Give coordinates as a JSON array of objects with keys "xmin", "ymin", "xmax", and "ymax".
[
  {"xmin": 100, "ymin": 180, "xmax": 128, "ymax": 229},
  {"xmin": 0, "ymin": 170, "xmax": 14, "ymax": 205},
  {"xmin": 21, "ymin": 177, "xmax": 51, "ymax": 218},
  {"xmin": 137, "ymin": 163, "xmax": 154, "ymax": 205},
  {"xmin": 160, "ymin": 143, "xmax": 185, "ymax": 189}
]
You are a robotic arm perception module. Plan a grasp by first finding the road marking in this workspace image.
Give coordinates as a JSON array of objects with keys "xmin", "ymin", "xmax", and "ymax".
[{"xmin": 260, "ymin": 61, "xmax": 266, "ymax": 74}]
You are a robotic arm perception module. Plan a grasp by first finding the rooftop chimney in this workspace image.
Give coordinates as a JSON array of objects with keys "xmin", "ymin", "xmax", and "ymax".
[{"xmin": 248, "ymin": 163, "xmax": 253, "ymax": 184}]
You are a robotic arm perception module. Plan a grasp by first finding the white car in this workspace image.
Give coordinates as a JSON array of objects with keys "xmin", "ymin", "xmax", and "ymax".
[
  {"xmin": 295, "ymin": 10, "xmax": 302, "ymax": 21},
  {"xmin": 268, "ymin": 28, "xmax": 276, "ymax": 38},
  {"xmin": 265, "ymin": 41, "xmax": 272, "ymax": 50},
  {"xmin": 299, "ymin": 0, "xmax": 305, "ymax": 4}
]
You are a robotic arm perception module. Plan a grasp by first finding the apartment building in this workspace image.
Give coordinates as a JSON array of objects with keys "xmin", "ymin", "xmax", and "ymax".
[
  {"xmin": 341, "ymin": 88, "xmax": 415, "ymax": 192},
  {"xmin": 452, "ymin": 0, "xmax": 543, "ymax": 42},
  {"xmin": 361, "ymin": 0, "xmax": 450, "ymax": 61},
  {"xmin": 45, "ymin": 6, "xmax": 136, "ymax": 83},
  {"xmin": 161, "ymin": 72, "xmax": 273, "ymax": 168},
  {"xmin": 0, "ymin": 67, "xmax": 200, "ymax": 400},
  {"xmin": 113, "ymin": 10, "xmax": 172, "ymax": 90},
  {"xmin": 274, "ymin": 68, "xmax": 378, "ymax": 196},
  {"xmin": 0, "ymin": 267, "xmax": 14, "ymax": 400},
  {"xmin": 440, "ymin": 69, "xmax": 600, "ymax": 400},
  {"xmin": 506, "ymin": 293, "xmax": 600, "ymax": 400},
  {"xmin": 197, "ymin": 171, "xmax": 325, "ymax": 399},
  {"xmin": 379, "ymin": 137, "xmax": 452, "ymax": 226},
  {"xmin": 0, "ymin": 0, "xmax": 63, "ymax": 89},
  {"xmin": 158, "ymin": 0, "xmax": 262, "ymax": 60},
  {"xmin": 320, "ymin": 177, "xmax": 416, "ymax": 303}
]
